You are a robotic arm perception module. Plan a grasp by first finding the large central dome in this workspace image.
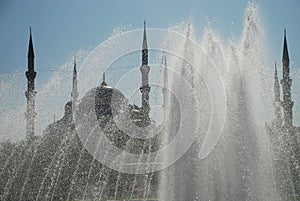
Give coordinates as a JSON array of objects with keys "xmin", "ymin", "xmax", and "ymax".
[
  {"xmin": 77, "ymin": 82, "xmax": 128, "ymax": 128},
  {"xmin": 95, "ymin": 84, "xmax": 127, "ymax": 117}
]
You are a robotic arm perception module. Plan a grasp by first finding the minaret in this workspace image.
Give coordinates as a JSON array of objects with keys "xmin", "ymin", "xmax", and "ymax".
[
  {"xmin": 186, "ymin": 18, "xmax": 192, "ymax": 39},
  {"xmin": 181, "ymin": 19, "xmax": 195, "ymax": 89},
  {"xmin": 280, "ymin": 29, "xmax": 293, "ymax": 128},
  {"xmin": 162, "ymin": 54, "xmax": 168, "ymax": 109},
  {"xmin": 139, "ymin": 20, "xmax": 151, "ymax": 126},
  {"xmin": 71, "ymin": 56, "xmax": 79, "ymax": 120},
  {"xmin": 25, "ymin": 27, "xmax": 37, "ymax": 140},
  {"xmin": 274, "ymin": 62, "xmax": 282, "ymax": 127}
]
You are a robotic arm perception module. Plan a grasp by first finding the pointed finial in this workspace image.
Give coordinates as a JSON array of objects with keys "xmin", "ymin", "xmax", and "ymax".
[
  {"xmin": 28, "ymin": 26, "xmax": 35, "ymax": 59},
  {"xmin": 282, "ymin": 28, "xmax": 289, "ymax": 61},
  {"xmin": 101, "ymin": 72, "xmax": 107, "ymax": 86}
]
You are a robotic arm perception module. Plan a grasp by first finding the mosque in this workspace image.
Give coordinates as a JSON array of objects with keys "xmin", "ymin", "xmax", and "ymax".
[
  {"xmin": 8, "ymin": 20, "xmax": 300, "ymax": 200},
  {"xmin": 21, "ymin": 22, "xmax": 160, "ymax": 201},
  {"xmin": 25, "ymin": 21, "xmax": 154, "ymax": 141}
]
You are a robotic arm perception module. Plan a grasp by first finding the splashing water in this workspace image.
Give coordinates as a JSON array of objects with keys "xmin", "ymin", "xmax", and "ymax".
[
  {"xmin": 159, "ymin": 2, "xmax": 278, "ymax": 201},
  {"xmin": 0, "ymin": 50, "xmax": 90, "ymax": 141},
  {"xmin": 0, "ymin": 2, "xmax": 285, "ymax": 201}
]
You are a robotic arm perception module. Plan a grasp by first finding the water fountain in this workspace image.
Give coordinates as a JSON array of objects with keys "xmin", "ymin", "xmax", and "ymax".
[
  {"xmin": 158, "ymin": 3, "xmax": 279, "ymax": 200},
  {"xmin": 0, "ymin": 2, "xmax": 296, "ymax": 201}
]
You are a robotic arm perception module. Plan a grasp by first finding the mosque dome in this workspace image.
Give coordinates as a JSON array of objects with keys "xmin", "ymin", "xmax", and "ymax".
[
  {"xmin": 77, "ymin": 83, "xmax": 128, "ymax": 128},
  {"xmin": 63, "ymin": 100, "xmax": 73, "ymax": 120},
  {"xmin": 94, "ymin": 84, "xmax": 127, "ymax": 118}
]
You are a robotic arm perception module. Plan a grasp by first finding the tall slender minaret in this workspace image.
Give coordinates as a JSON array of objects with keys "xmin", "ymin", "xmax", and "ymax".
[
  {"xmin": 280, "ymin": 29, "xmax": 293, "ymax": 128},
  {"xmin": 274, "ymin": 62, "xmax": 282, "ymax": 127},
  {"xmin": 25, "ymin": 27, "xmax": 37, "ymax": 140},
  {"xmin": 162, "ymin": 54, "xmax": 168, "ymax": 109},
  {"xmin": 71, "ymin": 56, "xmax": 79, "ymax": 120},
  {"xmin": 186, "ymin": 18, "xmax": 192, "ymax": 39},
  {"xmin": 139, "ymin": 20, "xmax": 151, "ymax": 126}
]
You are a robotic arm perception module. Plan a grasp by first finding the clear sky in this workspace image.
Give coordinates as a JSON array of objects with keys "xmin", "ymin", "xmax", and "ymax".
[
  {"xmin": 0, "ymin": 0, "xmax": 300, "ymax": 141},
  {"xmin": 0, "ymin": 0, "xmax": 299, "ymax": 75}
]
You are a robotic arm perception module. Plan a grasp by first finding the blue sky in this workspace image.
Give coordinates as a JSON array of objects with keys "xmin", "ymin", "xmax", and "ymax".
[
  {"xmin": 0, "ymin": 0, "xmax": 299, "ymax": 75},
  {"xmin": 0, "ymin": 0, "xmax": 300, "ymax": 141}
]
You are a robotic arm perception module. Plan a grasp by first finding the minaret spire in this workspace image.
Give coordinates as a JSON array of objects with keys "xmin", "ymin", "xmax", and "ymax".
[
  {"xmin": 283, "ymin": 29, "xmax": 289, "ymax": 64},
  {"xmin": 25, "ymin": 27, "xmax": 37, "ymax": 140},
  {"xmin": 142, "ymin": 20, "xmax": 148, "ymax": 66},
  {"xmin": 140, "ymin": 20, "xmax": 151, "ymax": 126},
  {"xmin": 162, "ymin": 53, "xmax": 168, "ymax": 110},
  {"xmin": 72, "ymin": 56, "xmax": 78, "ymax": 100},
  {"xmin": 71, "ymin": 56, "xmax": 79, "ymax": 108},
  {"xmin": 274, "ymin": 62, "xmax": 282, "ymax": 127},
  {"xmin": 28, "ymin": 26, "xmax": 35, "ymax": 61},
  {"xmin": 280, "ymin": 29, "xmax": 293, "ymax": 128}
]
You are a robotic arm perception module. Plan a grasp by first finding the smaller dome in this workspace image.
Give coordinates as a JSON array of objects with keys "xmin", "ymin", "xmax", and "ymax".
[
  {"xmin": 129, "ymin": 104, "xmax": 143, "ymax": 124},
  {"xmin": 66, "ymin": 100, "xmax": 72, "ymax": 107},
  {"xmin": 64, "ymin": 101, "xmax": 72, "ymax": 117},
  {"xmin": 130, "ymin": 104, "xmax": 141, "ymax": 113}
]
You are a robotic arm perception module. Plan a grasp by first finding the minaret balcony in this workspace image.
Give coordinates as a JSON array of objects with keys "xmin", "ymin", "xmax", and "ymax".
[
  {"xmin": 140, "ymin": 85, "xmax": 150, "ymax": 93},
  {"xmin": 140, "ymin": 65, "xmax": 150, "ymax": 74},
  {"xmin": 280, "ymin": 78, "xmax": 292, "ymax": 86},
  {"xmin": 25, "ymin": 71, "xmax": 37, "ymax": 79}
]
